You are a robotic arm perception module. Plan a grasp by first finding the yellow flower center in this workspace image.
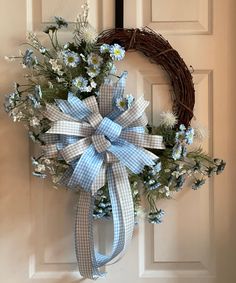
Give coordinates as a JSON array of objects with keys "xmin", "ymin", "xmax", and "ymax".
[
  {"xmin": 114, "ymin": 49, "xmax": 121, "ymax": 55},
  {"xmin": 68, "ymin": 57, "xmax": 75, "ymax": 63},
  {"xmin": 119, "ymin": 100, "xmax": 126, "ymax": 108},
  {"xmin": 92, "ymin": 57, "xmax": 98, "ymax": 64}
]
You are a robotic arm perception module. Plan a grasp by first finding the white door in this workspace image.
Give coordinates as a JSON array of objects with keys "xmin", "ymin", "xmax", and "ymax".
[{"xmin": 0, "ymin": 0, "xmax": 235, "ymax": 283}]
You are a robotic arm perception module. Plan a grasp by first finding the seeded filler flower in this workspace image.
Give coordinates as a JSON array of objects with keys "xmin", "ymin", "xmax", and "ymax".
[{"xmin": 160, "ymin": 111, "xmax": 178, "ymax": 128}]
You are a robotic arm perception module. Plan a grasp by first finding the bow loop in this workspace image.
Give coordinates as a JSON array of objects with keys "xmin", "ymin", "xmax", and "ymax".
[{"xmin": 56, "ymin": 92, "xmax": 91, "ymax": 120}]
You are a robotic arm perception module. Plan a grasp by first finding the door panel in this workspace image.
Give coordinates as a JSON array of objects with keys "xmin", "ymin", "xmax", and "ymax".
[{"xmin": 134, "ymin": 0, "xmax": 211, "ymax": 34}]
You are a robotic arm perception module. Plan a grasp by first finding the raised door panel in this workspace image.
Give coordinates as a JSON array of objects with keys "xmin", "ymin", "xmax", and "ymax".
[
  {"xmin": 27, "ymin": 0, "xmax": 114, "ymax": 32},
  {"xmin": 135, "ymin": 0, "xmax": 212, "ymax": 34}
]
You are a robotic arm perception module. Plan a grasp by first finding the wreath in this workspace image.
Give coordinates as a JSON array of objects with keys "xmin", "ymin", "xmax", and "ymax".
[{"xmin": 4, "ymin": 4, "xmax": 225, "ymax": 279}]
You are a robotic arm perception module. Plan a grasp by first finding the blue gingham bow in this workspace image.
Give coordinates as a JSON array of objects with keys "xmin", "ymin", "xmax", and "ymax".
[{"xmin": 43, "ymin": 73, "xmax": 165, "ymax": 279}]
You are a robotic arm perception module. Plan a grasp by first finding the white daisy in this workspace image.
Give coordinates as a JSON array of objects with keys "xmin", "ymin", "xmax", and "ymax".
[
  {"xmin": 86, "ymin": 66, "xmax": 100, "ymax": 78},
  {"xmin": 61, "ymin": 50, "xmax": 80, "ymax": 68},
  {"xmin": 116, "ymin": 97, "xmax": 127, "ymax": 111},
  {"xmin": 87, "ymin": 53, "xmax": 103, "ymax": 68},
  {"xmin": 109, "ymin": 44, "xmax": 125, "ymax": 61}
]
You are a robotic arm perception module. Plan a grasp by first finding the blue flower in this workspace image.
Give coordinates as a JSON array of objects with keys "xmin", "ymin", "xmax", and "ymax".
[
  {"xmin": 149, "ymin": 161, "xmax": 162, "ymax": 176},
  {"xmin": 126, "ymin": 94, "xmax": 134, "ymax": 108},
  {"xmin": 22, "ymin": 49, "xmax": 36, "ymax": 68},
  {"xmin": 148, "ymin": 179, "xmax": 156, "ymax": 186},
  {"xmin": 25, "ymin": 85, "xmax": 42, "ymax": 109},
  {"xmin": 148, "ymin": 182, "xmax": 161, "ymax": 190},
  {"xmin": 176, "ymin": 174, "xmax": 185, "ymax": 191},
  {"xmin": 62, "ymin": 50, "xmax": 80, "ymax": 67},
  {"xmin": 206, "ymin": 166, "xmax": 217, "ymax": 177},
  {"xmin": 216, "ymin": 160, "xmax": 226, "ymax": 175},
  {"xmin": 72, "ymin": 76, "xmax": 88, "ymax": 92},
  {"xmin": 148, "ymin": 210, "xmax": 165, "ymax": 224},
  {"xmin": 109, "ymin": 44, "xmax": 125, "ymax": 61},
  {"xmin": 179, "ymin": 124, "xmax": 186, "ymax": 131},
  {"xmin": 54, "ymin": 16, "xmax": 68, "ymax": 28},
  {"xmin": 35, "ymin": 85, "xmax": 42, "ymax": 101},
  {"xmin": 98, "ymin": 202, "xmax": 106, "ymax": 209},
  {"xmin": 4, "ymin": 91, "xmax": 20, "ymax": 112},
  {"xmin": 172, "ymin": 143, "xmax": 182, "ymax": 160},
  {"xmin": 27, "ymin": 94, "xmax": 41, "ymax": 109},
  {"xmin": 192, "ymin": 179, "xmax": 205, "ymax": 190},
  {"xmin": 100, "ymin": 44, "xmax": 110, "ymax": 54},
  {"xmin": 93, "ymin": 191, "xmax": 112, "ymax": 220},
  {"xmin": 153, "ymin": 162, "xmax": 162, "ymax": 173},
  {"xmin": 185, "ymin": 127, "xmax": 194, "ymax": 144},
  {"xmin": 115, "ymin": 95, "xmax": 134, "ymax": 111}
]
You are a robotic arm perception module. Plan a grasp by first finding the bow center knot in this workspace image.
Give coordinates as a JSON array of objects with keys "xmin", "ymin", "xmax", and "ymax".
[
  {"xmin": 92, "ymin": 117, "xmax": 122, "ymax": 153},
  {"xmin": 96, "ymin": 117, "xmax": 122, "ymax": 141},
  {"xmin": 92, "ymin": 134, "xmax": 111, "ymax": 153}
]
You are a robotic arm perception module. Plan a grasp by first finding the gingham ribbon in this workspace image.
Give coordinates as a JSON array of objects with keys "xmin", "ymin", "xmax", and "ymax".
[{"xmin": 43, "ymin": 73, "xmax": 165, "ymax": 279}]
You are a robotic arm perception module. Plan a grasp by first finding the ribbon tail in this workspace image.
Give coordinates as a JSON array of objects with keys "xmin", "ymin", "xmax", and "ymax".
[
  {"xmin": 74, "ymin": 163, "xmax": 135, "ymax": 279},
  {"xmin": 75, "ymin": 190, "xmax": 104, "ymax": 279},
  {"xmin": 106, "ymin": 163, "xmax": 135, "ymax": 264}
]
